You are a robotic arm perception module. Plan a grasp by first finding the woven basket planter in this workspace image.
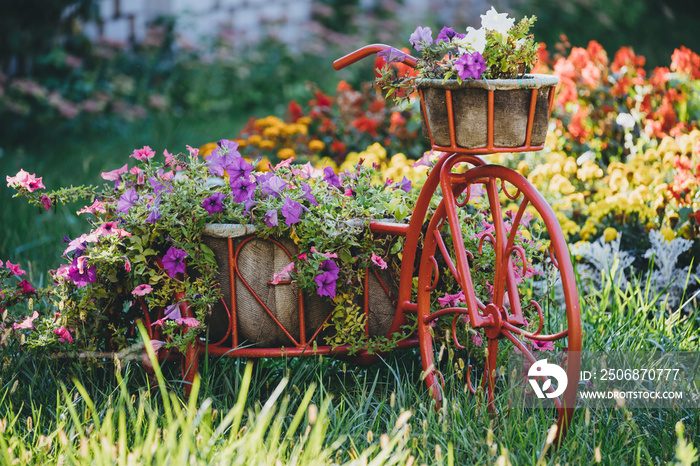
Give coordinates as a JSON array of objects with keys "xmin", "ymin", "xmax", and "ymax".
[
  {"xmin": 416, "ymin": 74, "xmax": 559, "ymax": 151},
  {"xmin": 201, "ymin": 224, "xmax": 398, "ymax": 347}
]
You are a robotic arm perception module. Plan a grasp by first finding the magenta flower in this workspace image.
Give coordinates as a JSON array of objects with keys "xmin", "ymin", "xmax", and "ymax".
[
  {"xmin": 18, "ymin": 279, "xmax": 36, "ymax": 294},
  {"xmin": 6, "ymin": 169, "xmax": 45, "ymax": 192},
  {"xmin": 438, "ymin": 290, "xmax": 466, "ymax": 307},
  {"xmin": 95, "ymin": 222, "xmax": 131, "ymax": 237},
  {"xmin": 454, "ymin": 52, "xmax": 486, "ymax": 80},
  {"xmin": 202, "ymin": 193, "xmax": 227, "ymax": 215},
  {"xmin": 130, "ymin": 145, "xmax": 156, "ymax": 161},
  {"xmin": 370, "ymin": 253, "xmax": 388, "ymax": 270},
  {"xmin": 101, "ymin": 164, "xmax": 129, "ymax": 182},
  {"xmin": 132, "ymin": 284, "xmax": 153, "ymax": 296},
  {"xmin": 409, "ymin": 26, "xmax": 433, "ymax": 51},
  {"xmin": 68, "ymin": 257, "xmax": 97, "ymax": 287},
  {"xmin": 186, "ymin": 145, "xmax": 199, "ymax": 157},
  {"xmin": 533, "ymin": 340, "xmax": 555, "ymax": 351},
  {"xmin": 162, "ymin": 246, "xmax": 187, "ymax": 277},
  {"xmin": 280, "ymin": 197, "xmax": 303, "ymax": 226},
  {"xmin": 117, "ymin": 189, "xmax": 139, "ymax": 213},
  {"xmin": 54, "ymin": 326, "xmax": 74, "ymax": 344},
  {"xmin": 124, "ymin": 256, "xmax": 131, "ymax": 272},
  {"xmin": 40, "ymin": 194, "xmax": 52, "ymax": 211},
  {"xmin": 13, "ymin": 311, "xmax": 39, "ymax": 330},
  {"xmin": 230, "ymin": 177, "xmax": 256, "ymax": 203},
  {"xmin": 264, "ymin": 209, "xmax": 279, "ymax": 227},
  {"xmin": 5, "ymin": 260, "xmax": 27, "ymax": 276}
]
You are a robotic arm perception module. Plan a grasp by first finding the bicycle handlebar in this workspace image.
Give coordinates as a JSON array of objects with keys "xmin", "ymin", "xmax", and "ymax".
[{"xmin": 333, "ymin": 43, "xmax": 418, "ymax": 70}]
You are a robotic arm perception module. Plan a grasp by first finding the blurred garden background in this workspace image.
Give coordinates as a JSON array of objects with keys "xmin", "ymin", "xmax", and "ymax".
[{"xmin": 1, "ymin": 0, "xmax": 700, "ymax": 464}]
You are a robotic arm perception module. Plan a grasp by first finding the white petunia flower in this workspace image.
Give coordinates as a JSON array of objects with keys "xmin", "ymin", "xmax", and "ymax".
[
  {"xmin": 456, "ymin": 26, "xmax": 486, "ymax": 55},
  {"xmin": 481, "ymin": 7, "xmax": 515, "ymax": 36}
]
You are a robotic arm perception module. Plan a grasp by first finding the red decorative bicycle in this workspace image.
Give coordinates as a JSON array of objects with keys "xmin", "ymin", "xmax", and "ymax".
[{"xmin": 142, "ymin": 44, "xmax": 582, "ymax": 441}]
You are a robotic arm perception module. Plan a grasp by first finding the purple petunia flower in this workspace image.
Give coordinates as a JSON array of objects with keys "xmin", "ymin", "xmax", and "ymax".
[
  {"xmin": 436, "ymin": 26, "xmax": 465, "ymax": 42},
  {"xmin": 202, "ymin": 192, "xmax": 227, "ymax": 215},
  {"xmin": 149, "ymin": 176, "xmax": 169, "ymax": 196},
  {"xmin": 280, "ymin": 197, "xmax": 303, "ymax": 226},
  {"xmin": 377, "ymin": 46, "xmax": 408, "ymax": 64},
  {"xmin": 206, "ymin": 146, "xmax": 241, "ymax": 177},
  {"xmin": 454, "ymin": 51, "xmax": 486, "ymax": 80},
  {"xmin": 299, "ymin": 182, "xmax": 318, "ymax": 206},
  {"xmin": 229, "ymin": 177, "xmax": 256, "ymax": 203},
  {"xmin": 261, "ymin": 174, "xmax": 288, "ymax": 198},
  {"xmin": 409, "ymin": 26, "xmax": 433, "ymax": 51},
  {"xmin": 264, "ymin": 209, "xmax": 279, "ymax": 227},
  {"xmin": 243, "ymin": 199, "xmax": 258, "ymax": 215},
  {"xmin": 68, "ymin": 256, "xmax": 97, "ymax": 287},
  {"xmin": 314, "ymin": 271, "xmax": 337, "ymax": 298},
  {"xmin": 314, "ymin": 259, "xmax": 339, "ymax": 298},
  {"xmin": 227, "ymin": 157, "xmax": 254, "ymax": 181},
  {"xmin": 117, "ymin": 189, "xmax": 139, "ymax": 213},
  {"xmin": 146, "ymin": 204, "xmax": 161, "ymax": 223},
  {"xmin": 218, "ymin": 139, "xmax": 239, "ymax": 153},
  {"xmin": 162, "ymin": 246, "xmax": 187, "ymax": 278},
  {"xmin": 393, "ymin": 176, "xmax": 412, "ymax": 193},
  {"xmin": 323, "ymin": 167, "xmax": 342, "ymax": 189}
]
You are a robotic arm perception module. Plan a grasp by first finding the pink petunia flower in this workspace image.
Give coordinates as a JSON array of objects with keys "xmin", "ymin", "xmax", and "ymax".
[
  {"xmin": 370, "ymin": 253, "xmax": 388, "ymax": 269},
  {"xmin": 186, "ymin": 145, "xmax": 199, "ymax": 157},
  {"xmin": 533, "ymin": 340, "xmax": 555, "ymax": 351},
  {"xmin": 101, "ymin": 164, "xmax": 129, "ymax": 181},
  {"xmin": 132, "ymin": 284, "xmax": 153, "ymax": 296},
  {"xmin": 124, "ymin": 256, "xmax": 132, "ymax": 272},
  {"xmin": 13, "ymin": 311, "xmax": 39, "ymax": 330},
  {"xmin": 151, "ymin": 340, "xmax": 166, "ymax": 352},
  {"xmin": 6, "ymin": 169, "xmax": 45, "ymax": 192},
  {"xmin": 41, "ymin": 194, "xmax": 52, "ymax": 211},
  {"xmin": 130, "ymin": 145, "xmax": 156, "ymax": 161},
  {"xmin": 5, "ymin": 260, "xmax": 27, "ymax": 276},
  {"xmin": 76, "ymin": 199, "xmax": 106, "ymax": 215},
  {"xmin": 54, "ymin": 326, "xmax": 74, "ymax": 343},
  {"xmin": 271, "ymin": 262, "xmax": 295, "ymax": 284},
  {"xmin": 471, "ymin": 332, "xmax": 483, "ymax": 347},
  {"xmin": 176, "ymin": 317, "xmax": 201, "ymax": 327}
]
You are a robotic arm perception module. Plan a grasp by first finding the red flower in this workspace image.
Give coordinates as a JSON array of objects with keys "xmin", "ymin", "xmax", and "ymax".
[
  {"xmin": 351, "ymin": 116, "xmax": 380, "ymax": 138},
  {"xmin": 330, "ymin": 141, "xmax": 346, "ymax": 154},
  {"xmin": 18, "ymin": 279, "xmax": 36, "ymax": 294},
  {"xmin": 287, "ymin": 100, "xmax": 303, "ymax": 122}
]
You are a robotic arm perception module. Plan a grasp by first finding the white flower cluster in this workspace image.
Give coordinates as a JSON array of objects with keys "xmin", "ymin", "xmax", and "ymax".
[{"xmin": 455, "ymin": 7, "xmax": 514, "ymax": 55}]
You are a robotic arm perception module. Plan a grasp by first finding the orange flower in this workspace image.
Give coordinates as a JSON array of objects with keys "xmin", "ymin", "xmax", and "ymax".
[
  {"xmin": 336, "ymin": 80, "xmax": 352, "ymax": 92},
  {"xmin": 351, "ymin": 116, "xmax": 379, "ymax": 138}
]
